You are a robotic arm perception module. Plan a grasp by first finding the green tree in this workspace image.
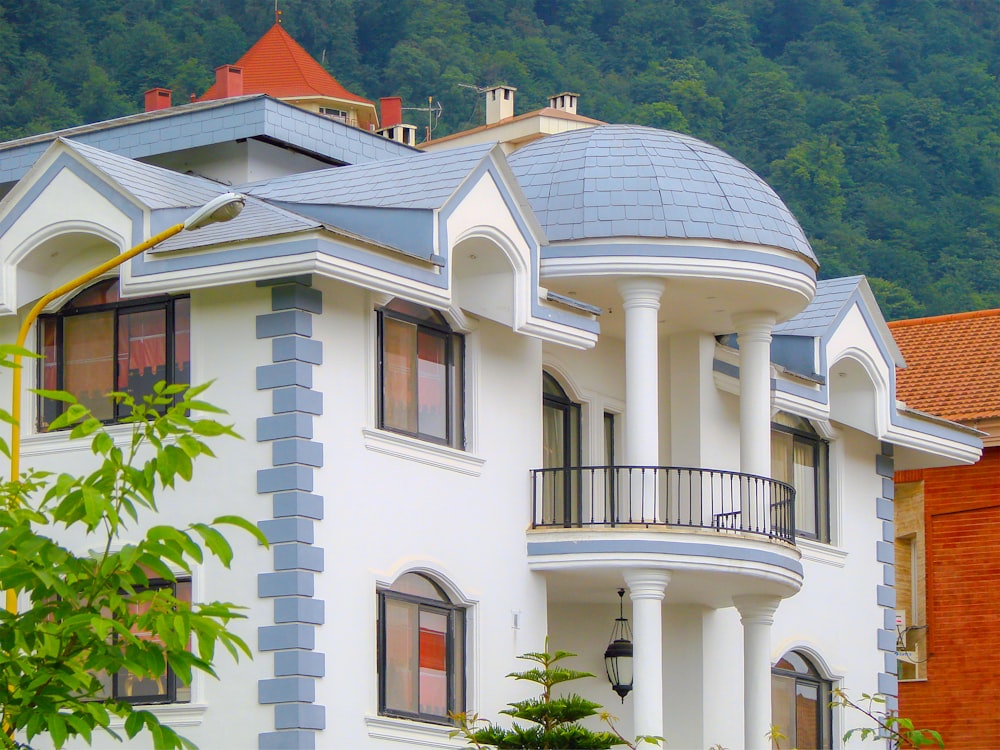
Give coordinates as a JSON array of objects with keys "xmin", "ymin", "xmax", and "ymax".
[{"xmin": 0, "ymin": 365, "xmax": 265, "ymax": 750}]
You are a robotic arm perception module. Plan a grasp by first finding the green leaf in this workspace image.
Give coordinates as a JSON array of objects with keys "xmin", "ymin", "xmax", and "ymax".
[
  {"xmin": 214, "ymin": 515, "xmax": 269, "ymax": 546},
  {"xmin": 191, "ymin": 523, "xmax": 233, "ymax": 567}
]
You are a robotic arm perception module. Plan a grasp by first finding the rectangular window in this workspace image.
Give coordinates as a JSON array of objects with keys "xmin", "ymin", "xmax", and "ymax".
[
  {"xmin": 37, "ymin": 280, "xmax": 190, "ymax": 429},
  {"xmin": 378, "ymin": 575, "xmax": 465, "ymax": 725},
  {"xmin": 771, "ymin": 414, "xmax": 829, "ymax": 542},
  {"xmin": 378, "ymin": 300, "xmax": 464, "ymax": 448},
  {"xmin": 95, "ymin": 579, "xmax": 192, "ymax": 705}
]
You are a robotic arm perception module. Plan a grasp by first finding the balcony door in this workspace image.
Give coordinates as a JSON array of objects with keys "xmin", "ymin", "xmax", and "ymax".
[{"xmin": 542, "ymin": 372, "xmax": 581, "ymax": 526}]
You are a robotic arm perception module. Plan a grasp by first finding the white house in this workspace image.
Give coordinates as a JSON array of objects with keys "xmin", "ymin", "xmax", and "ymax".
[{"xmin": 0, "ymin": 96, "xmax": 980, "ymax": 750}]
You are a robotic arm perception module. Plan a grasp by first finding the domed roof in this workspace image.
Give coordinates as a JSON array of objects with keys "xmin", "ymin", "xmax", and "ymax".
[{"xmin": 507, "ymin": 125, "xmax": 814, "ymax": 263}]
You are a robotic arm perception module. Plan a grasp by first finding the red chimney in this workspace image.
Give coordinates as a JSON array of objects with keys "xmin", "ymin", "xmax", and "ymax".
[
  {"xmin": 144, "ymin": 88, "xmax": 172, "ymax": 112},
  {"xmin": 380, "ymin": 96, "xmax": 403, "ymax": 129},
  {"xmin": 215, "ymin": 65, "xmax": 244, "ymax": 98}
]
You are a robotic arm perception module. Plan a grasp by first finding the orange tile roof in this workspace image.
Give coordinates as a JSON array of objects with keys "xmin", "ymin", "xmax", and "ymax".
[
  {"xmin": 198, "ymin": 23, "xmax": 372, "ymax": 106},
  {"xmin": 888, "ymin": 308, "xmax": 1000, "ymax": 423}
]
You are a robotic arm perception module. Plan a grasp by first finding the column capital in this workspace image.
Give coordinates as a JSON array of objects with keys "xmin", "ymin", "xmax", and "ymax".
[
  {"xmin": 733, "ymin": 594, "xmax": 781, "ymax": 625},
  {"xmin": 624, "ymin": 569, "xmax": 671, "ymax": 600},
  {"xmin": 618, "ymin": 278, "xmax": 665, "ymax": 310},
  {"xmin": 732, "ymin": 311, "xmax": 777, "ymax": 342}
]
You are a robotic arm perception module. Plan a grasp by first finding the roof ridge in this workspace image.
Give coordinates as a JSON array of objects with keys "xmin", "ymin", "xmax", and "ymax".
[{"xmin": 888, "ymin": 307, "xmax": 1000, "ymax": 328}]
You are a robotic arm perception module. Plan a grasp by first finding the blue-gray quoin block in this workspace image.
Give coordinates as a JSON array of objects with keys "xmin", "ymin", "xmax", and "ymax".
[
  {"xmin": 258, "ymin": 517, "xmax": 315, "ymax": 545},
  {"xmin": 273, "ymin": 387, "xmax": 324, "ymax": 415},
  {"xmin": 275, "ymin": 650, "xmax": 326, "ymax": 677},
  {"xmin": 259, "ymin": 730, "xmax": 316, "ymax": 750},
  {"xmin": 275, "ymin": 597, "xmax": 325, "ymax": 625},
  {"xmin": 272, "ymin": 336, "xmax": 323, "ymax": 365},
  {"xmin": 273, "ymin": 492, "xmax": 324, "ymax": 520},
  {"xmin": 257, "ymin": 362, "xmax": 313, "ymax": 390},
  {"xmin": 272, "ymin": 284, "xmax": 322, "ymax": 314},
  {"xmin": 258, "ymin": 677, "xmax": 316, "ymax": 704},
  {"xmin": 273, "ymin": 543, "xmax": 325, "ymax": 572},
  {"xmin": 877, "ymin": 628, "xmax": 897, "ymax": 653},
  {"xmin": 876, "ymin": 585, "xmax": 896, "ymax": 609},
  {"xmin": 272, "ymin": 439, "xmax": 324, "ymax": 468},
  {"xmin": 876, "ymin": 497, "xmax": 894, "ymax": 522},
  {"xmin": 875, "ymin": 453, "xmax": 894, "ymax": 478},
  {"xmin": 257, "ymin": 570, "xmax": 315, "ymax": 598},
  {"xmin": 257, "ymin": 466, "xmax": 314, "ymax": 494},
  {"xmin": 257, "ymin": 413, "xmax": 314, "ymax": 441},
  {"xmin": 876, "ymin": 541, "xmax": 895, "ymax": 565},
  {"xmin": 275, "ymin": 703, "xmax": 326, "ymax": 730},
  {"xmin": 256, "ymin": 310, "xmax": 313, "ymax": 339},
  {"xmin": 258, "ymin": 623, "xmax": 316, "ymax": 651},
  {"xmin": 878, "ymin": 672, "xmax": 898, "ymax": 697},
  {"xmin": 885, "ymin": 652, "xmax": 898, "ymax": 676}
]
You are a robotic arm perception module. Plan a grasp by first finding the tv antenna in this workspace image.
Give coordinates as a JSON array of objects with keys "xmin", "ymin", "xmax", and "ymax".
[
  {"xmin": 275, "ymin": 0, "xmax": 282, "ymax": 24},
  {"xmin": 402, "ymin": 97, "xmax": 444, "ymax": 142}
]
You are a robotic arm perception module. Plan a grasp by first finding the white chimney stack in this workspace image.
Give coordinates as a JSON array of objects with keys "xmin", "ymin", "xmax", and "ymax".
[
  {"xmin": 485, "ymin": 85, "xmax": 517, "ymax": 125},
  {"xmin": 548, "ymin": 92, "xmax": 579, "ymax": 115}
]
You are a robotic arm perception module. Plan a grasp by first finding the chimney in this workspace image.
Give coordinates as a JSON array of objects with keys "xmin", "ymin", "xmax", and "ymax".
[
  {"xmin": 378, "ymin": 123, "xmax": 418, "ymax": 147},
  {"xmin": 548, "ymin": 92, "xmax": 579, "ymax": 115},
  {"xmin": 144, "ymin": 88, "xmax": 172, "ymax": 112},
  {"xmin": 380, "ymin": 96, "xmax": 403, "ymax": 129},
  {"xmin": 485, "ymin": 84, "xmax": 516, "ymax": 125},
  {"xmin": 215, "ymin": 65, "xmax": 243, "ymax": 98}
]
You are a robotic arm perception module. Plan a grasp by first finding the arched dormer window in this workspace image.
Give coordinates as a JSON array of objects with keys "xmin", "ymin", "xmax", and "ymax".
[
  {"xmin": 771, "ymin": 650, "xmax": 832, "ymax": 749},
  {"xmin": 377, "ymin": 299, "xmax": 464, "ymax": 449},
  {"xmin": 377, "ymin": 572, "xmax": 466, "ymax": 724},
  {"xmin": 771, "ymin": 412, "xmax": 829, "ymax": 542},
  {"xmin": 38, "ymin": 278, "xmax": 190, "ymax": 428}
]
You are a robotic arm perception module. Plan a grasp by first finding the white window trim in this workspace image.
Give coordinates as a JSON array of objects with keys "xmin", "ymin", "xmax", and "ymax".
[
  {"xmin": 362, "ymin": 427, "xmax": 485, "ymax": 476},
  {"xmin": 364, "ymin": 714, "xmax": 467, "ymax": 747}
]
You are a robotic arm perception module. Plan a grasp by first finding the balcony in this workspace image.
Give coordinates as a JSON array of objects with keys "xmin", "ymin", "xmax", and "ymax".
[
  {"xmin": 527, "ymin": 466, "xmax": 801, "ymax": 607},
  {"xmin": 530, "ymin": 466, "xmax": 796, "ymax": 544}
]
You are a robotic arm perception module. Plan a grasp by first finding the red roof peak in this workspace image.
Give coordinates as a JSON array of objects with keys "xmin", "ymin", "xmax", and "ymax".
[{"xmin": 198, "ymin": 23, "xmax": 374, "ymax": 112}]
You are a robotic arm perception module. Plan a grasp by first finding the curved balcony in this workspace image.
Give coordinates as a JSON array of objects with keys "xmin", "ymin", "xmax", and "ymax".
[{"xmin": 530, "ymin": 465, "xmax": 796, "ymax": 544}]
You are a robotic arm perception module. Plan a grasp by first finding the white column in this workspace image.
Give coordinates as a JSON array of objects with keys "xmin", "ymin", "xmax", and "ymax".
[
  {"xmin": 625, "ymin": 569, "xmax": 670, "ymax": 740},
  {"xmin": 734, "ymin": 595, "xmax": 781, "ymax": 750},
  {"xmin": 732, "ymin": 312, "xmax": 776, "ymax": 477},
  {"xmin": 619, "ymin": 279, "xmax": 664, "ymax": 521}
]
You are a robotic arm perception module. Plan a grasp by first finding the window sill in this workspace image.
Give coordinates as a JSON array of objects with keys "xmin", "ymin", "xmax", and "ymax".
[
  {"xmin": 109, "ymin": 703, "xmax": 206, "ymax": 729},
  {"xmin": 364, "ymin": 715, "xmax": 465, "ymax": 747},
  {"xmin": 21, "ymin": 422, "xmax": 135, "ymax": 457},
  {"xmin": 363, "ymin": 428, "xmax": 485, "ymax": 476},
  {"xmin": 797, "ymin": 538, "xmax": 848, "ymax": 567}
]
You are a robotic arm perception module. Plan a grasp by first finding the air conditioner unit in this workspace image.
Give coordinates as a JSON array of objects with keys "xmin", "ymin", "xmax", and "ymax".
[{"xmin": 895, "ymin": 609, "xmax": 907, "ymax": 631}]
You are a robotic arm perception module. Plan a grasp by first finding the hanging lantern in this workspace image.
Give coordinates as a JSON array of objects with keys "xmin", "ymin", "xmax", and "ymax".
[{"xmin": 604, "ymin": 588, "xmax": 633, "ymax": 701}]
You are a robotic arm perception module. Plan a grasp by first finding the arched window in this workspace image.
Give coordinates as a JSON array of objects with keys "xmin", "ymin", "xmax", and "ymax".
[
  {"xmin": 38, "ymin": 278, "xmax": 190, "ymax": 427},
  {"xmin": 377, "ymin": 299, "xmax": 464, "ymax": 448},
  {"xmin": 377, "ymin": 572, "xmax": 465, "ymax": 724},
  {"xmin": 771, "ymin": 650, "xmax": 832, "ymax": 750},
  {"xmin": 541, "ymin": 372, "xmax": 581, "ymax": 526},
  {"xmin": 771, "ymin": 412, "xmax": 829, "ymax": 542}
]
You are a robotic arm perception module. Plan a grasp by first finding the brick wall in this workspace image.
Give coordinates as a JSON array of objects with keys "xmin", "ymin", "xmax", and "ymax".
[{"xmin": 896, "ymin": 446, "xmax": 1000, "ymax": 748}]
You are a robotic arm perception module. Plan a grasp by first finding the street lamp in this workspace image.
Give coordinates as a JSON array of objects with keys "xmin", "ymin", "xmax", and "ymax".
[
  {"xmin": 605, "ymin": 588, "xmax": 634, "ymax": 702},
  {"xmin": 5, "ymin": 192, "xmax": 246, "ymax": 613}
]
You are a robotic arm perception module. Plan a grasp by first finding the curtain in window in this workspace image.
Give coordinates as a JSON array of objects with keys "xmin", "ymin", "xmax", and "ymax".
[
  {"xmin": 793, "ymin": 441, "xmax": 817, "ymax": 537},
  {"xmin": 383, "ymin": 319, "xmax": 419, "ymax": 434},
  {"xmin": 64, "ymin": 311, "xmax": 114, "ymax": 421}
]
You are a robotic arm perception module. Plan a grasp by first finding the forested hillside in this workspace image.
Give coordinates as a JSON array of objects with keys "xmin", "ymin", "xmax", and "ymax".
[{"xmin": 0, "ymin": 0, "xmax": 997, "ymax": 319}]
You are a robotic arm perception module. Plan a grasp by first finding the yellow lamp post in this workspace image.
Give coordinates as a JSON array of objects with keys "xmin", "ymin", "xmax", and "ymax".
[{"xmin": 5, "ymin": 192, "xmax": 246, "ymax": 614}]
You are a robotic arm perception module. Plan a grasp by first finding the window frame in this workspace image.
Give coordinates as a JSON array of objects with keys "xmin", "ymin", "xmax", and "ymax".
[
  {"xmin": 771, "ymin": 414, "xmax": 830, "ymax": 543},
  {"xmin": 541, "ymin": 371, "xmax": 582, "ymax": 526},
  {"xmin": 376, "ymin": 301, "xmax": 465, "ymax": 449},
  {"xmin": 771, "ymin": 651, "xmax": 832, "ymax": 750},
  {"xmin": 102, "ymin": 578, "xmax": 192, "ymax": 706},
  {"xmin": 37, "ymin": 279, "xmax": 190, "ymax": 430},
  {"xmin": 376, "ymin": 575, "xmax": 466, "ymax": 725}
]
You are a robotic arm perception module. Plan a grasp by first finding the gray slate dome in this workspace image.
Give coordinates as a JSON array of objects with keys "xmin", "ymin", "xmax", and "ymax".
[{"xmin": 508, "ymin": 124, "xmax": 815, "ymax": 263}]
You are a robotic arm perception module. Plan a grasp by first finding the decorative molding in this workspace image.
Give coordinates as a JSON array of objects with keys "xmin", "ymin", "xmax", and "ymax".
[
  {"xmin": 364, "ymin": 715, "xmax": 467, "ymax": 748},
  {"xmin": 362, "ymin": 428, "xmax": 486, "ymax": 476}
]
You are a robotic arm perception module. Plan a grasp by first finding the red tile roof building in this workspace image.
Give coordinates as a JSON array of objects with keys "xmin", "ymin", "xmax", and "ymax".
[
  {"xmin": 889, "ymin": 309, "xmax": 1000, "ymax": 748},
  {"xmin": 197, "ymin": 23, "xmax": 378, "ymax": 131}
]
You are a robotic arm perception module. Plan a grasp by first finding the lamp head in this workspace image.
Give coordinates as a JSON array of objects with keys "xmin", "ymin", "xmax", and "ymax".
[{"xmin": 184, "ymin": 193, "xmax": 246, "ymax": 231}]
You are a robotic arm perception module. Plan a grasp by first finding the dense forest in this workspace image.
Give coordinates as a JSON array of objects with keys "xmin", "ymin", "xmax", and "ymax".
[{"xmin": 0, "ymin": 0, "xmax": 998, "ymax": 319}]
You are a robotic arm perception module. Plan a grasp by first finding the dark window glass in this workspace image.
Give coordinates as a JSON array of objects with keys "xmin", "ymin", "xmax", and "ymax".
[
  {"xmin": 378, "ymin": 573, "xmax": 465, "ymax": 724},
  {"xmin": 771, "ymin": 651, "xmax": 831, "ymax": 750},
  {"xmin": 378, "ymin": 301, "xmax": 464, "ymax": 448},
  {"xmin": 37, "ymin": 279, "xmax": 190, "ymax": 428},
  {"xmin": 771, "ymin": 413, "xmax": 829, "ymax": 542},
  {"xmin": 541, "ymin": 372, "xmax": 581, "ymax": 526}
]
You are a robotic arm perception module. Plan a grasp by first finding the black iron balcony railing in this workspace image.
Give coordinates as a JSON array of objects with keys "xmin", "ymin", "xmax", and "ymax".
[{"xmin": 530, "ymin": 465, "xmax": 796, "ymax": 544}]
